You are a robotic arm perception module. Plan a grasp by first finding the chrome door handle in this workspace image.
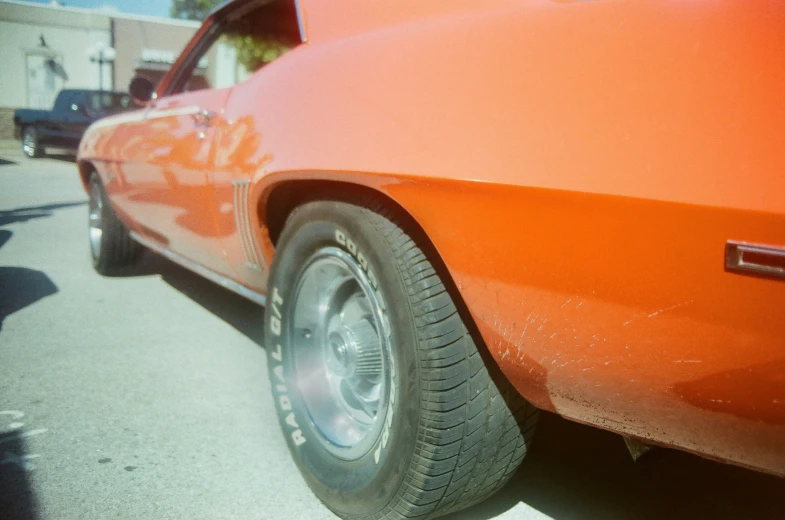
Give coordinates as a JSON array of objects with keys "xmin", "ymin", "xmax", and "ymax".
[{"xmin": 192, "ymin": 108, "xmax": 214, "ymax": 127}]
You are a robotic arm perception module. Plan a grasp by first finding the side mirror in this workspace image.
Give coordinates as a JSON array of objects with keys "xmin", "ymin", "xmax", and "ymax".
[{"xmin": 129, "ymin": 76, "xmax": 155, "ymax": 106}]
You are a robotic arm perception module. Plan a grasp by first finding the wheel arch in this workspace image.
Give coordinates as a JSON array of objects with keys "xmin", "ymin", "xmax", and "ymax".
[
  {"xmin": 77, "ymin": 160, "xmax": 97, "ymax": 194},
  {"xmin": 258, "ymin": 176, "xmax": 502, "ymax": 373}
]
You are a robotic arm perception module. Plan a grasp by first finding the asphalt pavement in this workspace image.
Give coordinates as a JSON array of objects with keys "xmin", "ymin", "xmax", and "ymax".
[{"xmin": 1, "ymin": 147, "xmax": 783, "ymax": 520}]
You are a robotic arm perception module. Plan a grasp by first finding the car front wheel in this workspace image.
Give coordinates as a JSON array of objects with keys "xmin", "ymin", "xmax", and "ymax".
[
  {"xmin": 88, "ymin": 172, "xmax": 139, "ymax": 275},
  {"xmin": 265, "ymin": 198, "xmax": 538, "ymax": 519}
]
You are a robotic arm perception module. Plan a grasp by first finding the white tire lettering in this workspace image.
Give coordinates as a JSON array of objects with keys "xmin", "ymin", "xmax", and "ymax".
[
  {"xmin": 272, "ymin": 286, "xmax": 284, "ymax": 307},
  {"xmin": 270, "ymin": 285, "xmax": 307, "ymax": 447}
]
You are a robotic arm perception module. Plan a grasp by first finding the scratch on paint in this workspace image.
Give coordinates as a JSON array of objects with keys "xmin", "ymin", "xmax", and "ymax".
[
  {"xmin": 549, "ymin": 332, "xmax": 556, "ymax": 339},
  {"xmin": 560, "ymin": 298, "xmax": 572, "ymax": 309},
  {"xmin": 576, "ymin": 301, "xmax": 584, "ymax": 309},
  {"xmin": 501, "ymin": 348, "xmax": 510, "ymax": 361},
  {"xmin": 648, "ymin": 300, "xmax": 694, "ymax": 319},
  {"xmin": 673, "ymin": 360, "xmax": 702, "ymax": 363},
  {"xmin": 623, "ymin": 320, "xmax": 633, "ymax": 326}
]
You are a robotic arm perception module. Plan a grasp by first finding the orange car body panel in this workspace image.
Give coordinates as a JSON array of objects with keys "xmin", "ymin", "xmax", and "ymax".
[{"xmin": 78, "ymin": 0, "xmax": 785, "ymax": 476}]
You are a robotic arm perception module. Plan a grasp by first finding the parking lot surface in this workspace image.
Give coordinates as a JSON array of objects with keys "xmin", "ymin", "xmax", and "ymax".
[{"xmin": 1, "ymin": 149, "xmax": 782, "ymax": 520}]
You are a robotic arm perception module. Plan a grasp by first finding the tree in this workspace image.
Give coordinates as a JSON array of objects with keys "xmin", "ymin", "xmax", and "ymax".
[{"xmin": 170, "ymin": 0, "xmax": 222, "ymax": 21}]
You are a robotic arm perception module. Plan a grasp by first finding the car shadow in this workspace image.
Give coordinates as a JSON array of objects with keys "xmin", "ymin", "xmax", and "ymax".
[
  {"xmin": 449, "ymin": 412, "xmax": 784, "ymax": 520},
  {"xmin": 0, "ymin": 427, "xmax": 40, "ymax": 520},
  {"xmin": 128, "ymin": 250, "xmax": 265, "ymax": 348},
  {"xmin": 0, "ymin": 201, "xmax": 87, "ymax": 227},
  {"xmin": 41, "ymin": 152, "xmax": 77, "ymax": 163},
  {"xmin": 0, "ymin": 157, "xmax": 17, "ymax": 166},
  {"xmin": 0, "ymin": 229, "xmax": 12, "ymax": 249},
  {"xmin": 0, "ymin": 266, "xmax": 59, "ymax": 332}
]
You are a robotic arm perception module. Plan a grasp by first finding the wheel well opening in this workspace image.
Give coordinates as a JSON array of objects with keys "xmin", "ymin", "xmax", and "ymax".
[
  {"xmin": 260, "ymin": 180, "xmax": 502, "ymax": 376},
  {"xmin": 77, "ymin": 161, "xmax": 95, "ymax": 193}
]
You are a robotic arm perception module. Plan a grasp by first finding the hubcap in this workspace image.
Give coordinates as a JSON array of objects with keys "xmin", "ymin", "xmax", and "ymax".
[
  {"xmin": 22, "ymin": 129, "xmax": 36, "ymax": 157},
  {"xmin": 88, "ymin": 183, "xmax": 103, "ymax": 259},
  {"xmin": 290, "ymin": 246, "xmax": 391, "ymax": 460}
]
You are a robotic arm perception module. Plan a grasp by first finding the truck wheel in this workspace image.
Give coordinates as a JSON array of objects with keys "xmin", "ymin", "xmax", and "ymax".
[
  {"xmin": 88, "ymin": 172, "xmax": 139, "ymax": 275},
  {"xmin": 21, "ymin": 126, "xmax": 43, "ymax": 158},
  {"xmin": 265, "ymin": 198, "xmax": 538, "ymax": 519}
]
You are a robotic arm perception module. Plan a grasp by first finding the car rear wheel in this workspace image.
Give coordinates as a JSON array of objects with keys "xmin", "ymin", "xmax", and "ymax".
[
  {"xmin": 265, "ymin": 198, "xmax": 538, "ymax": 519},
  {"xmin": 88, "ymin": 172, "xmax": 140, "ymax": 275},
  {"xmin": 22, "ymin": 126, "xmax": 43, "ymax": 158}
]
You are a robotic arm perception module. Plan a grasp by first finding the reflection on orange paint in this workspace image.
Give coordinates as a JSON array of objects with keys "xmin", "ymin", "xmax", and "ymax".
[{"xmin": 78, "ymin": 0, "xmax": 785, "ymax": 476}]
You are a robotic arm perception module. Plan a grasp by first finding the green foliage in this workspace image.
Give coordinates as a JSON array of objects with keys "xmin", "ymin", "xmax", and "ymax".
[
  {"xmin": 170, "ymin": 0, "xmax": 222, "ymax": 21},
  {"xmin": 225, "ymin": 35, "xmax": 291, "ymax": 74}
]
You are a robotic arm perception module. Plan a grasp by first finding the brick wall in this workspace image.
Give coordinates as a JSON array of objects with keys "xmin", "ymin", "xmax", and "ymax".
[{"xmin": 0, "ymin": 107, "xmax": 17, "ymax": 140}]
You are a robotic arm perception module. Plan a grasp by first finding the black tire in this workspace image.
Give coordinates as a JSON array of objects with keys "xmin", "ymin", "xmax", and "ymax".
[
  {"xmin": 88, "ymin": 172, "xmax": 140, "ymax": 275},
  {"xmin": 265, "ymin": 198, "xmax": 538, "ymax": 519},
  {"xmin": 21, "ymin": 126, "xmax": 43, "ymax": 158}
]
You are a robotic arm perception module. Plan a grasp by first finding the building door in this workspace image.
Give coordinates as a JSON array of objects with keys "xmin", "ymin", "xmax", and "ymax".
[{"xmin": 26, "ymin": 54, "xmax": 63, "ymax": 109}]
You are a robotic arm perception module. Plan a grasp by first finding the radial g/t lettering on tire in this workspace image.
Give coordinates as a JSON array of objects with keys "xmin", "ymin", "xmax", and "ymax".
[{"xmin": 265, "ymin": 198, "xmax": 538, "ymax": 519}]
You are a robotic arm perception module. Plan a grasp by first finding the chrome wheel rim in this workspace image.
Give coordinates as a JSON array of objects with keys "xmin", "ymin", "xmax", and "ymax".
[
  {"xmin": 22, "ymin": 129, "xmax": 36, "ymax": 157},
  {"xmin": 88, "ymin": 183, "xmax": 103, "ymax": 259},
  {"xmin": 290, "ymin": 246, "xmax": 392, "ymax": 460}
]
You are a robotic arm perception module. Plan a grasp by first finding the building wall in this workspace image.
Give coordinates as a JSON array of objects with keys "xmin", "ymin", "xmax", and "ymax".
[
  {"xmin": 0, "ymin": 3, "xmax": 111, "ymax": 109},
  {"xmin": 0, "ymin": 0, "xmax": 199, "ymax": 138}
]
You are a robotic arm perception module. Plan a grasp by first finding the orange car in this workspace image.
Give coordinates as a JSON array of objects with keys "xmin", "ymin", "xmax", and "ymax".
[{"xmin": 77, "ymin": 0, "xmax": 785, "ymax": 517}]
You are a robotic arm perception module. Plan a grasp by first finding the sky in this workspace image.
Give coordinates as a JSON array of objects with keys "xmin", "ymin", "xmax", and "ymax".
[{"xmin": 21, "ymin": 0, "xmax": 171, "ymax": 18}]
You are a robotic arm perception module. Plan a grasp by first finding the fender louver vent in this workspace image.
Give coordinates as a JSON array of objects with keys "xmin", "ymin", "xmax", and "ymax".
[{"xmin": 232, "ymin": 180, "xmax": 262, "ymax": 270}]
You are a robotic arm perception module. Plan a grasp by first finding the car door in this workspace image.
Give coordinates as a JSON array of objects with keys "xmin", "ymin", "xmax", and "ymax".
[
  {"xmin": 116, "ymin": 23, "xmax": 236, "ymax": 277},
  {"xmin": 207, "ymin": 0, "xmax": 305, "ymax": 292}
]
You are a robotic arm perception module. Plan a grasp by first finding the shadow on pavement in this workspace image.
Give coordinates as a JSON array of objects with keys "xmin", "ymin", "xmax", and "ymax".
[
  {"xmin": 450, "ymin": 412, "xmax": 784, "ymax": 520},
  {"xmin": 0, "ymin": 267, "xmax": 59, "ymax": 331},
  {"xmin": 0, "ymin": 157, "xmax": 17, "ymax": 166},
  {"xmin": 0, "ymin": 201, "xmax": 86, "ymax": 227},
  {"xmin": 0, "ymin": 229, "xmax": 11, "ymax": 249},
  {"xmin": 123, "ymin": 250, "xmax": 265, "ymax": 348},
  {"xmin": 0, "ymin": 424, "xmax": 40, "ymax": 520},
  {"xmin": 41, "ymin": 152, "xmax": 77, "ymax": 164}
]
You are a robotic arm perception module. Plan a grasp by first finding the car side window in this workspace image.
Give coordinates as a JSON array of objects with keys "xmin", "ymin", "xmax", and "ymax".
[{"xmin": 168, "ymin": 0, "xmax": 302, "ymax": 96}]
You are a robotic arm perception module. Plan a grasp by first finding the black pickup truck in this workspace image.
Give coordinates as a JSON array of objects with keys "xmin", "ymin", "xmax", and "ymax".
[{"xmin": 13, "ymin": 89, "xmax": 137, "ymax": 158}]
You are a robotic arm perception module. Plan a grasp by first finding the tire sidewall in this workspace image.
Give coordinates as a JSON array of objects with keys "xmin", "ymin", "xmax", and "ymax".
[
  {"xmin": 22, "ymin": 127, "xmax": 39, "ymax": 158},
  {"xmin": 265, "ymin": 200, "xmax": 420, "ymax": 517},
  {"xmin": 88, "ymin": 173, "xmax": 107, "ymax": 268}
]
